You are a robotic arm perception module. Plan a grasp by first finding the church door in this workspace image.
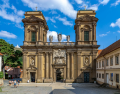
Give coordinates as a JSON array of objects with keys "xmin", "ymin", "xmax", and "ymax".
[{"xmin": 84, "ymin": 72, "xmax": 89, "ymax": 83}]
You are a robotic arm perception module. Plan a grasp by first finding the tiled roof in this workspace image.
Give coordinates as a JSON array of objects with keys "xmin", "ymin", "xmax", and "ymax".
[
  {"xmin": 97, "ymin": 39, "xmax": 120, "ymax": 58},
  {"xmin": 0, "ymin": 53, "xmax": 3, "ymax": 55},
  {"xmin": 98, "ymin": 50, "xmax": 102, "ymax": 55}
]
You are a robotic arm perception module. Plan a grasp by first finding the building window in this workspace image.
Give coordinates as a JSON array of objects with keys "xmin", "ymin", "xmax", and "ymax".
[
  {"xmin": 102, "ymin": 61, "xmax": 104, "ymax": 67},
  {"xmin": 97, "ymin": 73, "xmax": 98, "ymax": 78},
  {"xmin": 116, "ymin": 74, "xmax": 119, "ymax": 83},
  {"xmin": 31, "ymin": 32, "xmax": 36, "ymax": 42},
  {"xmin": 84, "ymin": 31, "xmax": 89, "ymax": 41},
  {"xmin": 97, "ymin": 62, "xmax": 98, "ymax": 68},
  {"xmin": 111, "ymin": 73, "xmax": 113, "ymax": 81},
  {"xmin": 99, "ymin": 62, "xmax": 101, "ymax": 68},
  {"xmin": 99, "ymin": 73, "xmax": 101, "ymax": 78},
  {"xmin": 102, "ymin": 74, "xmax": 104, "ymax": 79},
  {"xmin": 110, "ymin": 57, "xmax": 113, "ymax": 66},
  {"xmin": 106, "ymin": 59, "xmax": 109, "ymax": 66},
  {"xmin": 115, "ymin": 56, "xmax": 119, "ymax": 65}
]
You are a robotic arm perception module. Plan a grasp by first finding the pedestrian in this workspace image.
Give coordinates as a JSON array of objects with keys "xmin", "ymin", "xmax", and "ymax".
[
  {"xmin": 9, "ymin": 80, "xmax": 11, "ymax": 86},
  {"xmin": 27, "ymin": 79, "xmax": 29, "ymax": 83},
  {"xmin": 14, "ymin": 80, "xmax": 17, "ymax": 88},
  {"xmin": 18, "ymin": 80, "xmax": 20, "ymax": 86}
]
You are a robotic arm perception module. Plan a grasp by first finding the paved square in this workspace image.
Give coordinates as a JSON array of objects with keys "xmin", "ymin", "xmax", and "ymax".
[{"xmin": 1, "ymin": 82, "xmax": 119, "ymax": 94}]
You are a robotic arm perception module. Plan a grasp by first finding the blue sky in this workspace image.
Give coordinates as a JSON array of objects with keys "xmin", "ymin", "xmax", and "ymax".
[{"xmin": 0, "ymin": 0, "xmax": 120, "ymax": 49}]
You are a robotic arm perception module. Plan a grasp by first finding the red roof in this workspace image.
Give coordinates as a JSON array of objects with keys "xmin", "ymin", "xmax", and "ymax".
[
  {"xmin": 98, "ymin": 50, "xmax": 102, "ymax": 55},
  {"xmin": 0, "ymin": 53, "xmax": 3, "ymax": 55},
  {"xmin": 97, "ymin": 39, "xmax": 120, "ymax": 58}
]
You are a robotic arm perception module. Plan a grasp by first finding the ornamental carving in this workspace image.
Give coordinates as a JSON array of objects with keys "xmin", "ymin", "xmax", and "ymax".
[
  {"xmin": 66, "ymin": 35, "xmax": 70, "ymax": 42},
  {"xmin": 58, "ymin": 33, "xmax": 62, "ymax": 42},
  {"xmin": 75, "ymin": 14, "xmax": 98, "ymax": 23},
  {"xmin": 30, "ymin": 57, "xmax": 35, "ymax": 66},
  {"xmin": 49, "ymin": 35, "xmax": 53, "ymax": 42},
  {"xmin": 84, "ymin": 56, "xmax": 89, "ymax": 66},
  {"xmin": 53, "ymin": 49, "xmax": 66, "ymax": 64}
]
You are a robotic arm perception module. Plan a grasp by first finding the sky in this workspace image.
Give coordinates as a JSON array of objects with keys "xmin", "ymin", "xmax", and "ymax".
[{"xmin": 0, "ymin": 0, "xmax": 120, "ymax": 49}]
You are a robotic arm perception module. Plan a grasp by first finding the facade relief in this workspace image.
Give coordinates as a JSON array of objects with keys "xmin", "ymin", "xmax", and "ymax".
[{"xmin": 53, "ymin": 49, "xmax": 66, "ymax": 64}]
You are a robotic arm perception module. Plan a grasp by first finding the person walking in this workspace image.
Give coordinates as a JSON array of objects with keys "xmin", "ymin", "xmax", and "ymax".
[
  {"xmin": 18, "ymin": 80, "xmax": 20, "ymax": 86},
  {"xmin": 14, "ymin": 80, "xmax": 17, "ymax": 88}
]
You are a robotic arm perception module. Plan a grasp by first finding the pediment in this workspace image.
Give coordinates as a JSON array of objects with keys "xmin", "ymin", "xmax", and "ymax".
[
  {"xmin": 22, "ymin": 15, "xmax": 43, "ymax": 23},
  {"xmin": 27, "ymin": 66, "xmax": 37, "ymax": 70},
  {"xmin": 75, "ymin": 14, "xmax": 98, "ymax": 22}
]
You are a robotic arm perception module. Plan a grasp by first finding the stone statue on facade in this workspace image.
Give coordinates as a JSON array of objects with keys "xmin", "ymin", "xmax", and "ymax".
[
  {"xmin": 66, "ymin": 35, "xmax": 70, "ymax": 42},
  {"xmin": 30, "ymin": 57, "xmax": 35, "ymax": 66},
  {"xmin": 57, "ymin": 33, "xmax": 62, "ymax": 42},
  {"xmin": 49, "ymin": 35, "xmax": 53, "ymax": 42}
]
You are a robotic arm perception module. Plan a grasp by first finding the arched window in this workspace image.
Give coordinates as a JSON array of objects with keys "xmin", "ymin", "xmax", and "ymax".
[{"xmin": 31, "ymin": 32, "xmax": 36, "ymax": 42}]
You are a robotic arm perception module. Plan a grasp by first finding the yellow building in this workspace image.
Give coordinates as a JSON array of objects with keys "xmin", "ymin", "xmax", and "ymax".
[
  {"xmin": 96, "ymin": 40, "xmax": 120, "ymax": 89},
  {"xmin": 21, "ymin": 10, "xmax": 100, "ymax": 83}
]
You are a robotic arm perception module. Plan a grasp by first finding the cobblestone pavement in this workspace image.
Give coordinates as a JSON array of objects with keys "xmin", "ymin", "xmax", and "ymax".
[{"xmin": 0, "ymin": 82, "xmax": 119, "ymax": 94}]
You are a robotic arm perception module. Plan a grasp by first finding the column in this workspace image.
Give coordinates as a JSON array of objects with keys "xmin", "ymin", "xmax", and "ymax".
[
  {"xmin": 24, "ymin": 25, "xmax": 28, "ymax": 41},
  {"xmin": 37, "ymin": 52, "xmax": 42, "ymax": 79},
  {"xmin": 67, "ymin": 52, "xmax": 70, "ymax": 79},
  {"xmin": 93, "ymin": 23, "xmax": 96, "ymax": 40},
  {"xmin": 39, "ymin": 22, "xmax": 42, "ymax": 41},
  {"xmin": 71, "ymin": 52, "xmax": 74, "ymax": 79},
  {"xmin": 50, "ymin": 52, "xmax": 53, "ymax": 79},
  {"xmin": 23, "ymin": 53, "xmax": 27, "ymax": 78},
  {"xmin": 46, "ymin": 52, "xmax": 49, "ymax": 79},
  {"xmin": 77, "ymin": 52, "xmax": 81, "ymax": 78}
]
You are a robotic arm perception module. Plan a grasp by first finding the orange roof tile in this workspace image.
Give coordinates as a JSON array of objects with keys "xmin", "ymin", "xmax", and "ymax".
[
  {"xmin": 97, "ymin": 39, "xmax": 120, "ymax": 58},
  {"xmin": 98, "ymin": 50, "xmax": 102, "ymax": 55},
  {"xmin": 0, "ymin": 53, "xmax": 3, "ymax": 55}
]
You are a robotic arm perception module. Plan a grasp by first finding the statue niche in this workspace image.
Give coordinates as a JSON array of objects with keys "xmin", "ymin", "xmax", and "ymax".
[{"xmin": 30, "ymin": 57, "xmax": 35, "ymax": 67}]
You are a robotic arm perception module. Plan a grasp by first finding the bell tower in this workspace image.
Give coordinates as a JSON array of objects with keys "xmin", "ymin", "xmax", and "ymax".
[
  {"xmin": 74, "ymin": 10, "xmax": 98, "ymax": 45},
  {"xmin": 22, "ymin": 11, "xmax": 49, "ymax": 45}
]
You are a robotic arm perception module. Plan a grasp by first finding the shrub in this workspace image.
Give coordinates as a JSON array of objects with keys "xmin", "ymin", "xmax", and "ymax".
[{"xmin": 0, "ymin": 72, "xmax": 3, "ymax": 78}]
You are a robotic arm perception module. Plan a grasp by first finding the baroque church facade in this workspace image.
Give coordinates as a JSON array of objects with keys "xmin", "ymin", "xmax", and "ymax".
[{"xmin": 21, "ymin": 10, "xmax": 100, "ymax": 83}]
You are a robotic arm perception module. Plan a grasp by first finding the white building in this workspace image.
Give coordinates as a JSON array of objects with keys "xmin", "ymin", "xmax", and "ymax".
[
  {"xmin": 0, "ymin": 53, "xmax": 3, "ymax": 72},
  {"xmin": 96, "ymin": 40, "xmax": 120, "ymax": 89}
]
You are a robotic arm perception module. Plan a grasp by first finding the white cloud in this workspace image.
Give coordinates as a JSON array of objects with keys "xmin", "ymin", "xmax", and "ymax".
[
  {"xmin": 21, "ymin": 0, "xmax": 77, "ymax": 19},
  {"xmin": 54, "ymin": 25, "xmax": 57, "ymax": 28},
  {"xmin": 110, "ymin": 18, "xmax": 120, "ymax": 28},
  {"xmin": 107, "ymin": 31, "xmax": 110, "ymax": 33},
  {"xmin": 111, "ymin": 0, "xmax": 120, "ymax": 6},
  {"xmin": 17, "ymin": 10, "xmax": 24, "ymax": 16},
  {"xmin": 0, "ymin": 31, "xmax": 17, "ymax": 38},
  {"xmin": 47, "ymin": 30, "xmax": 67, "ymax": 42},
  {"xmin": 45, "ymin": 17, "xmax": 50, "ymax": 21},
  {"xmin": 99, "ymin": 0, "xmax": 110, "ymax": 5},
  {"xmin": 99, "ymin": 31, "xmax": 110, "ymax": 37},
  {"xmin": 117, "ymin": 31, "xmax": 120, "ymax": 33},
  {"xmin": 50, "ymin": 18, "xmax": 56, "ymax": 23},
  {"xmin": 49, "ymin": 10, "xmax": 57, "ymax": 14},
  {"xmin": 88, "ymin": 4, "xmax": 99, "ymax": 11},
  {"xmin": 15, "ymin": 24, "xmax": 24, "ymax": 29},
  {"xmin": 99, "ymin": 34, "xmax": 107, "ymax": 37},
  {"xmin": 56, "ymin": 16, "xmax": 73, "ymax": 26},
  {"xmin": 75, "ymin": 0, "xmax": 83, "ymax": 4},
  {"xmin": 0, "ymin": 0, "xmax": 24, "ymax": 25}
]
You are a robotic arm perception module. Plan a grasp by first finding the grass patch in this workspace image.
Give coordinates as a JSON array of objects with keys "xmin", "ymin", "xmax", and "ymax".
[{"xmin": 0, "ymin": 87, "xmax": 2, "ymax": 92}]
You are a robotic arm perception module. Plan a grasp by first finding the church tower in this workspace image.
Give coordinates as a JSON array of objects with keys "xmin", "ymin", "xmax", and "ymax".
[
  {"xmin": 74, "ymin": 10, "xmax": 98, "ymax": 45},
  {"xmin": 22, "ymin": 10, "xmax": 48, "ymax": 46}
]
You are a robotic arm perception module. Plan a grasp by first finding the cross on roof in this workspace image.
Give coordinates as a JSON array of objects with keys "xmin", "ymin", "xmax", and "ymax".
[
  {"xmin": 84, "ymin": 6, "xmax": 86, "ymax": 10},
  {"xmin": 36, "ymin": 7, "xmax": 37, "ymax": 11}
]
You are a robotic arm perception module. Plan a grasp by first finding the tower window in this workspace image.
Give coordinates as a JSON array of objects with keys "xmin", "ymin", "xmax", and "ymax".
[
  {"xmin": 31, "ymin": 32, "xmax": 36, "ymax": 42},
  {"xmin": 84, "ymin": 31, "xmax": 89, "ymax": 41}
]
